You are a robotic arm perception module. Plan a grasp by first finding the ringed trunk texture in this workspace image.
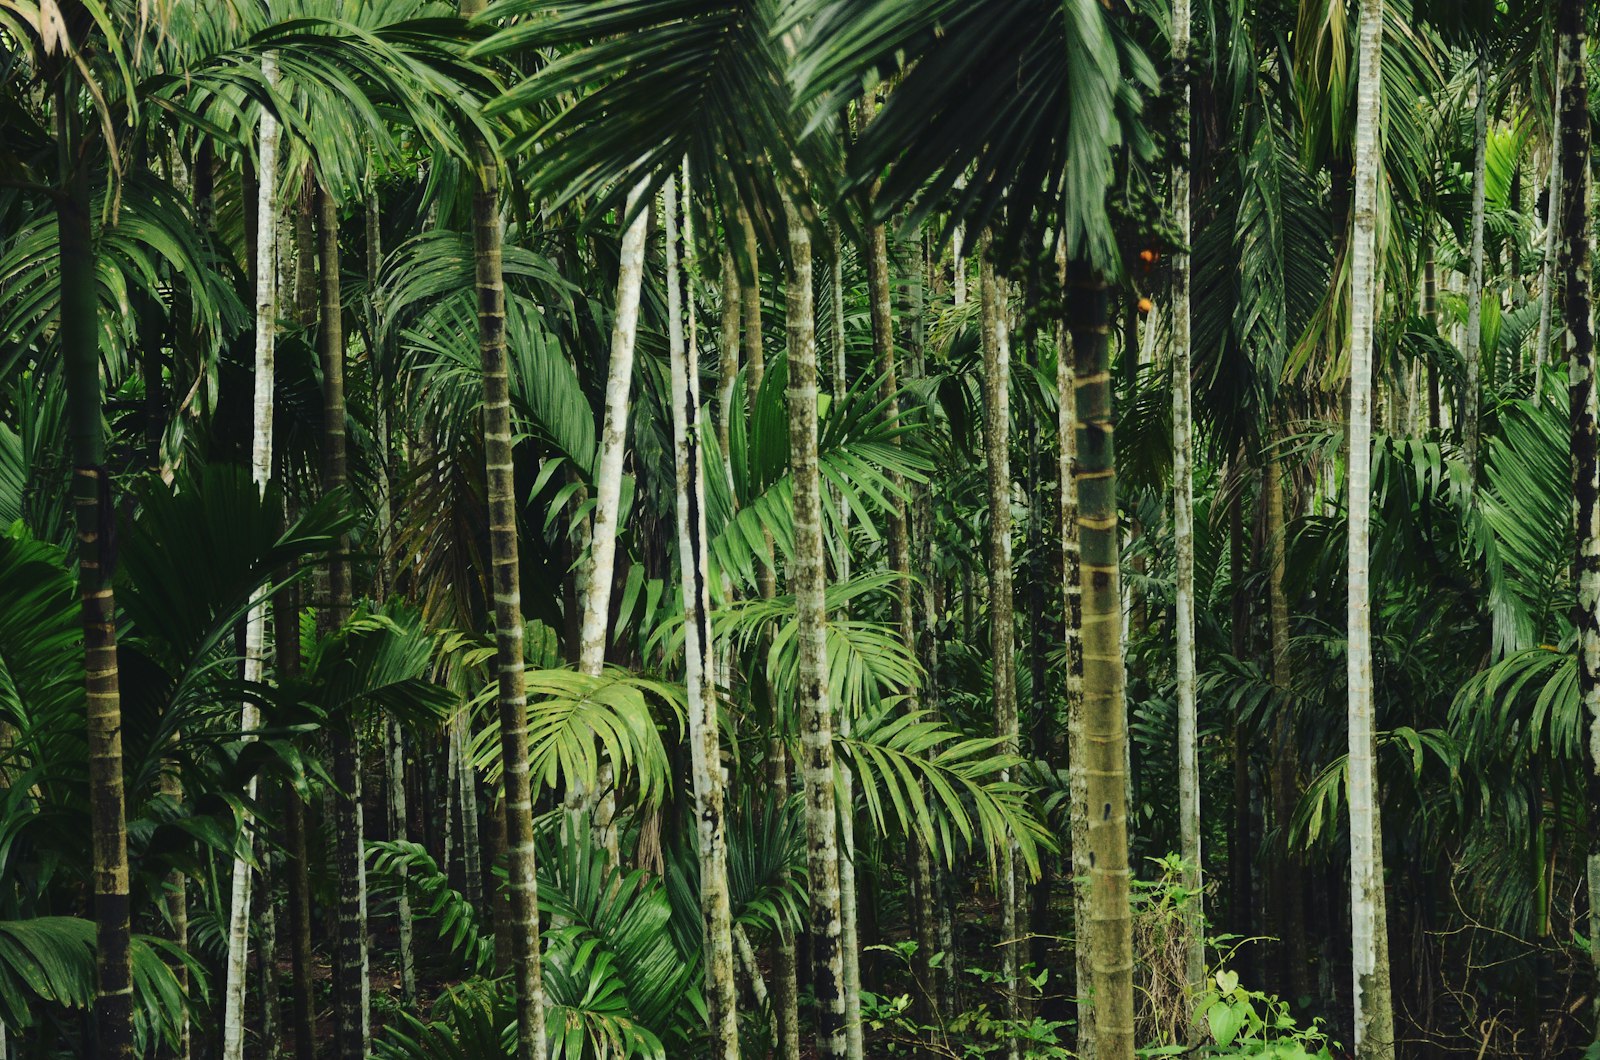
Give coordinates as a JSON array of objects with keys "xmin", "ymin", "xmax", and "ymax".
[
  {"xmin": 1054, "ymin": 249, "xmax": 1091, "ymax": 1058},
  {"xmin": 785, "ymin": 195, "xmax": 848, "ymax": 1059},
  {"xmin": 1555, "ymin": 0, "xmax": 1600, "ymax": 1030},
  {"xmin": 1068, "ymin": 261, "xmax": 1134, "ymax": 1060},
  {"xmin": 1170, "ymin": 0, "xmax": 1205, "ymax": 1010},
  {"xmin": 318, "ymin": 181, "xmax": 370, "ymax": 1060},
  {"xmin": 224, "ymin": 53, "xmax": 280, "ymax": 1060},
  {"xmin": 278, "ymin": 582, "xmax": 317, "ymax": 1060},
  {"xmin": 979, "ymin": 237, "xmax": 1021, "ymax": 1059},
  {"xmin": 467, "ymin": 117, "xmax": 549, "ymax": 1060},
  {"xmin": 59, "ymin": 98, "xmax": 133, "ymax": 1060},
  {"xmin": 665, "ymin": 167, "xmax": 742, "ymax": 1058},
  {"xmin": 1346, "ymin": 1, "xmax": 1398, "ymax": 1054}
]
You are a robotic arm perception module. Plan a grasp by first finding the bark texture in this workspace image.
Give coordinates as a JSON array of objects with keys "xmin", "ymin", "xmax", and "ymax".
[
  {"xmin": 1069, "ymin": 262, "xmax": 1134, "ymax": 1060},
  {"xmin": 665, "ymin": 168, "xmax": 742, "ymax": 1058},
  {"xmin": 786, "ymin": 196, "xmax": 848, "ymax": 1059},
  {"xmin": 1347, "ymin": 1, "xmax": 1397, "ymax": 1053}
]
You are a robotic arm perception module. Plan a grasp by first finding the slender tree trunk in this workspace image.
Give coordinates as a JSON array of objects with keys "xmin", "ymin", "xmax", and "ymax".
[
  {"xmin": 719, "ymin": 247, "xmax": 742, "ymax": 475},
  {"xmin": 747, "ymin": 210, "xmax": 804, "ymax": 1060},
  {"xmin": 1170, "ymin": 0, "xmax": 1205, "ymax": 1011},
  {"xmin": 786, "ymin": 195, "xmax": 848, "ymax": 1059},
  {"xmin": 1347, "ymin": 2, "xmax": 1397, "ymax": 1053},
  {"xmin": 462, "ymin": 60, "xmax": 549, "ymax": 1056},
  {"xmin": 1068, "ymin": 260, "xmax": 1134, "ymax": 1060},
  {"xmin": 831, "ymin": 222, "xmax": 868, "ymax": 1060},
  {"xmin": 1227, "ymin": 472, "xmax": 1255, "ymax": 987},
  {"xmin": 1462, "ymin": 58, "xmax": 1488, "ymax": 485},
  {"xmin": 1424, "ymin": 241, "xmax": 1441, "ymax": 431},
  {"xmin": 385, "ymin": 719, "xmax": 417, "ymax": 1002},
  {"xmin": 278, "ymin": 581, "xmax": 316, "ymax": 1060},
  {"xmin": 57, "ymin": 81, "xmax": 133, "ymax": 1060},
  {"xmin": 1554, "ymin": 0, "xmax": 1600, "ymax": 1034},
  {"xmin": 574, "ymin": 182, "xmax": 650, "ymax": 857},
  {"xmin": 1534, "ymin": 108, "xmax": 1561, "ymax": 376},
  {"xmin": 978, "ymin": 238, "xmax": 1021, "ymax": 1058},
  {"xmin": 457, "ymin": 710, "xmax": 484, "ymax": 910},
  {"xmin": 666, "ymin": 166, "xmax": 742, "ymax": 1059},
  {"xmin": 317, "ymin": 181, "xmax": 370, "ymax": 1060},
  {"xmin": 1054, "ymin": 245, "xmax": 1092, "ymax": 1060},
  {"xmin": 223, "ymin": 63, "xmax": 280, "ymax": 1060},
  {"xmin": 1266, "ymin": 449, "xmax": 1310, "ymax": 1002}
]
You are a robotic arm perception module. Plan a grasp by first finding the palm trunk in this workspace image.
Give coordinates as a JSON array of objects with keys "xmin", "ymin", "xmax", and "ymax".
[
  {"xmin": 466, "ymin": 103, "xmax": 549, "ymax": 1060},
  {"xmin": 1462, "ymin": 58, "xmax": 1488, "ymax": 485},
  {"xmin": 1068, "ymin": 260, "xmax": 1134, "ymax": 1060},
  {"xmin": 1055, "ymin": 245, "xmax": 1091, "ymax": 1060},
  {"xmin": 279, "ymin": 582, "xmax": 317, "ymax": 1060},
  {"xmin": 831, "ymin": 222, "xmax": 867, "ymax": 1060},
  {"xmin": 1170, "ymin": 0, "xmax": 1204, "ymax": 1010},
  {"xmin": 665, "ymin": 166, "xmax": 742, "ymax": 1057},
  {"xmin": 1554, "ymin": 0, "xmax": 1600, "ymax": 1033},
  {"xmin": 1534, "ymin": 109, "xmax": 1561, "ymax": 375},
  {"xmin": 223, "ymin": 66, "xmax": 280, "ymax": 1060},
  {"xmin": 1266, "ymin": 450, "xmax": 1310, "ymax": 1002},
  {"xmin": 57, "ymin": 85, "xmax": 133, "ymax": 1060},
  {"xmin": 719, "ymin": 248, "xmax": 742, "ymax": 472},
  {"xmin": 1347, "ymin": 1, "xmax": 1397, "ymax": 1053},
  {"xmin": 385, "ymin": 719, "xmax": 417, "ymax": 1002},
  {"xmin": 786, "ymin": 195, "xmax": 848, "ymax": 1059},
  {"xmin": 978, "ymin": 238, "xmax": 1021, "ymax": 1058},
  {"xmin": 575, "ymin": 181, "xmax": 650, "ymax": 856},
  {"xmin": 748, "ymin": 209, "xmax": 804, "ymax": 1059},
  {"xmin": 457, "ymin": 710, "xmax": 484, "ymax": 909},
  {"xmin": 868, "ymin": 206, "xmax": 938, "ymax": 1055},
  {"xmin": 317, "ymin": 181, "xmax": 370, "ymax": 1060}
]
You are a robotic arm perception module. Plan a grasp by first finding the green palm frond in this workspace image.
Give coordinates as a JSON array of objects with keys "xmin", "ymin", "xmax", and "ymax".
[
  {"xmin": 539, "ymin": 818, "xmax": 692, "ymax": 1056},
  {"xmin": 368, "ymin": 839, "xmax": 496, "ymax": 975},
  {"xmin": 791, "ymin": 0, "xmax": 1155, "ymax": 269},
  {"xmin": 300, "ymin": 602, "xmax": 456, "ymax": 732},
  {"xmin": 467, "ymin": 668, "xmax": 683, "ymax": 809},
  {"xmin": 0, "ymin": 917, "xmax": 198, "ymax": 1055},
  {"xmin": 841, "ymin": 705, "xmax": 1050, "ymax": 877},
  {"xmin": 474, "ymin": 0, "xmax": 817, "ymax": 234}
]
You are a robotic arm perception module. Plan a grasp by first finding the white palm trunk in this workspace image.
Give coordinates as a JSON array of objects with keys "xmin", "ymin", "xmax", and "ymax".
[
  {"xmin": 665, "ymin": 167, "xmax": 742, "ymax": 1058},
  {"xmin": 1347, "ymin": 1, "xmax": 1397, "ymax": 1055},
  {"xmin": 1462, "ymin": 59, "xmax": 1488, "ymax": 484},
  {"xmin": 785, "ymin": 193, "xmax": 849, "ymax": 1059},
  {"xmin": 978, "ymin": 237, "xmax": 1020, "ymax": 1058},
  {"xmin": 1170, "ymin": 0, "xmax": 1205, "ymax": 1010},
  {"xmin": 223, "ymin": 53, "xmax": 279, "ymax": 1060},
  {"xmin": 575, "ymin": 180, "xmax": 651, "ymax": 856}
]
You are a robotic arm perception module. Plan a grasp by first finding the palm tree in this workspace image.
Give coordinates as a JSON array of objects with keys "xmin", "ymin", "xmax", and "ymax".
[
  {"xmin": 54, "ymin": 53, "xmax": 135, "ymax": 1060},
  {"xmin": 978, "ymin": 236, "xmax": 1021, "ymax": 1052},
  {"xmin": 1169, "ymin": 0, "xmax": 1204, "ymax": 1010},
  {"xmin": 1461, "ymin": 56, "xmax": 1489, "ymax": 485},
  {"xmin": 459, "ymin": 4, "xmax": 550, "ymax": 1055},
  {"xmin": 786, "ymin": 193, "xmax": 849, "ymax": 1059},
  {"xmin": 1553, "ymin": 0, "xmax": 1598, "ymax": 1025},
  {"xmin": 222, "ymin": 48, "xmax": 282, "ymax": 1060},
  {"xmin": 1346, "ymin": 0, "xmax": 1398, "ymax": 1054},
  {"xmin": 664, "ymin": 164, "xmax": 742, "ymax": 1058}
]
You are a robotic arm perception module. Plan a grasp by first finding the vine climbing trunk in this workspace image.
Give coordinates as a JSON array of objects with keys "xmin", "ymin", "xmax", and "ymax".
[
  {"xmin": 786, "ymin": 194, "xmax": 848, "ymax": 1060},
  {"xmin": 665, "ymin": 166, "xmax": 742, "ymax": 1059},
  {"xmin": 1068, "ymin": 259, "xmax": 1134, "ymax": 1060},
  {"xmin": 1347, "ymin": 0, "xmax": 1398, "ymax": 1054},
  {"xmin": 1554, "ymin": 0, "xmax": 1600, "ymax": 1035},
  {"xmin": 56, "ymin": 62, "xmax": 133, "ymax": 1060},
  {"xmin": 979, "ymin": 237, "xmax": 1021, "ymax": 1060},
  {"xmin": 1170, "ymin": 0, "xmax": 1205, "ymax": 1013},
  {"xmin": 461, "ymin": 1, "xmax": 550, "ymax": 1047}
]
